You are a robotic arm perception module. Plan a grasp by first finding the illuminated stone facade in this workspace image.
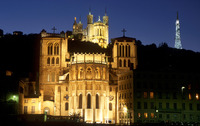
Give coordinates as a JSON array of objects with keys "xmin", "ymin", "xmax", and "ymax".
[
  {"xmin": 72, "ymin": 11, "xmax": 109, "ymax": 48},
  {"xmin": 19, "ymin": 30, "xmax": 137, "ymax": 124}
]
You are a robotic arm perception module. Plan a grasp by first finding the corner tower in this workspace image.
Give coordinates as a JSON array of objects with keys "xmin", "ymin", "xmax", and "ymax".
[{"xmin": 175, "ymin": 12, "xmax": 182, "ymax": 49}]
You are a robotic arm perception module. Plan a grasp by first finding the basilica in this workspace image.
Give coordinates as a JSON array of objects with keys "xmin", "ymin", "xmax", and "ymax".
[{"xmin": 19, "ymin": 10, "xmax": 137, "ymax": 124}]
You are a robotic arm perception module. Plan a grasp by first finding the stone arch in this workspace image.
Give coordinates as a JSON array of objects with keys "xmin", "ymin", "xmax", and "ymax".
[{"xmin": 44, "ymin": 107, "xmax": 50, "ymax": 115}]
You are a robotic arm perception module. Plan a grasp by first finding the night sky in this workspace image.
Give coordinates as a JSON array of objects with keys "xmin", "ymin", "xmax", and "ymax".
[{"xmin": 1, "ymin": 0, "xmax": 200, "ymax": 52}]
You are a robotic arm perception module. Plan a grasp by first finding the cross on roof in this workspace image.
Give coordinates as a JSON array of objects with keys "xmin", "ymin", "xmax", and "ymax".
[
  {"xmin": 121, "ymin": 28, "xmax": 126, "ymax": 37},
  {"xmin": 52, "ymin": 26, "xmax": 57, "ymax": 33}
]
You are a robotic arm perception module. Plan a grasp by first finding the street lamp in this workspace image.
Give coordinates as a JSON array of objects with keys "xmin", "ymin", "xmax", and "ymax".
[{"xmin": 181, "ymin": 86, "xmax": 185, "ymax": 93}]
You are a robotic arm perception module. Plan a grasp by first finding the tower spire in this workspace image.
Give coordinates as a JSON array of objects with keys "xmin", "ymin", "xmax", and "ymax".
[
  {"xmin": 175, "ymin": 12, "xmax": 182, "ymax": 49},
  {"xmin": 89, "ymin": 7, "xmax": 91, "ymax": 15},
  {"xmin": 105, "ymin": 7, "xmax": 107, "ymax": 16}
]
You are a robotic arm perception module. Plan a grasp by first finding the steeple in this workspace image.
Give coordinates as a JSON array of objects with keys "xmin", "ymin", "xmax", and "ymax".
[
  {"xmin": 98, "ymin": 16, "xmax": 101, "ymax": 22},
  {"xmin": 87, "ymin": 9, "xmax": 93, "ymax": 24},
  {"xmin": 103, "ymin": 8, "xmax": 109, "ymax": 25},
  {"xmin": 73, "ymin": 17, "xmax": 77, "ymax": 25},
  {"xmin": 105, "ymin": 7, "xmax": 107, "ymax": 16},
  {"xmin": 79, "ymin": 16, "xmax": 82, "ymax": 24},
  {"xmin": 89, "ymin": 7, "xmax": 91, "ymax": 15},
  {"xmin": 174, "ymin": 12, "xmax": 182, "ymax": 49}
]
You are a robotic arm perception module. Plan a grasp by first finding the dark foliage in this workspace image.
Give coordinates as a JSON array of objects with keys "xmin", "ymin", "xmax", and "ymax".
[
  {"xmin": 68, "ymin": 40, "xmax": 106, "ymax": 54},
  {"xmin": 137, "ymin": 42, "xmax": 200, "ymax": 72}
]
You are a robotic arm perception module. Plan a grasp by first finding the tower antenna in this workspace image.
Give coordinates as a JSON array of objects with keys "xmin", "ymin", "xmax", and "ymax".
[{"xmin": 174, "ymin": 12, "xmax": 182, "ymax": 49}]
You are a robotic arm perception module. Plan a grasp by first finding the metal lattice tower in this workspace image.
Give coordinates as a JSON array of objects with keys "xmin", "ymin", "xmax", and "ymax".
[{"xmin": 175, "ymin": 12, "xmax": 182, "ymax": 49}]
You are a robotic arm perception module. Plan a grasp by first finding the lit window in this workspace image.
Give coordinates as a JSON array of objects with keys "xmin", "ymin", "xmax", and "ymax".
[
  {"xmin": 150, "ymin": 92, "xmax": 154, "ymax": 99},
  {"xmin": 189, "ymin": 93, "xmax": 192, "ymax": 100},
  {"xmin": 32, "ymin": 99, "xmax": 35, "ymax": 103},
  {"xmin": 196, "ymin": 93, "xmax": 199, "ymax": 100},
  {"xmin": 24, "ymin": 99, "xmax": 28, "ymax": 103},
  {"xmin": 144, "ymin": 92, "xmax": 148, "ymax": 98},
  {"xmin": 151, "ymin": 113, "xmax": 154, "ymax": 118},
  {"xmin": 144, "ymin": 113, "xmax": 148, "ymax": 118},
  {"xmin": 138, "ymin": 113, "xmax": 141, "ymax": 118}
]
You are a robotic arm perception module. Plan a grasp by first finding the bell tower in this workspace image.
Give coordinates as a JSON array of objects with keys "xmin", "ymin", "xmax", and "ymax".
[
  {"xmin": 87, "ymin": 9, "xmax": 93, "ymax": 24},
  {"xmin": 103, "ymin": 9, "xmax": 108, "ymax": 25}
]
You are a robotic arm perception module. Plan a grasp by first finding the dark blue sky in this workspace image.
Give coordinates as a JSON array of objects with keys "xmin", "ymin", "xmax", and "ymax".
[{"xmin": 1, "ymin": 0, "xmax": 200, "ymax": 52}]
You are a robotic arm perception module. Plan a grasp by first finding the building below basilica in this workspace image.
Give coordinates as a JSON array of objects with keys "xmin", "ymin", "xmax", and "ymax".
[{"xmin": 18, "ymin": 28, "xmax": 137, "ymax": 124}]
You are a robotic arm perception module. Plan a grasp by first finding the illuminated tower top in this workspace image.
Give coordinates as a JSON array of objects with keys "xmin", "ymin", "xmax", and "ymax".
[{"xmin": 175, "ymin": 12, "xmax": 182, "ymax": 49}]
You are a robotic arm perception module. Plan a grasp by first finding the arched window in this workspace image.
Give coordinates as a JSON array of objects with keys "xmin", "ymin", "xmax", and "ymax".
[
  {"xmin": 79, "ymin": 94, "xmax": 82, "ymax": 109},
  {"xmin": 56, "ymin": 57, "xmax": 59, "ymax": 64},
  {"xmin": 126, "ymin": 44, "xmax": 129, "ymax": 57},
  {"xmin": 128, "ymin": 45, "xmax": 130, "ymax": 57},
  {"xmin": 109, "ymin": 103, "xmax": 112, "ymax": 111},
  {"xmin": 119, "ymin": 59, "xmax": 122, "ymax": 67},
  {"xmin": 54, "ymin": 43, "xmax": 59, "ymax": 55},
  {"xmin": 87, "ymin": 94, "xmax": 91, "ymax": 109},
  {"xmin": 48, "ymin": 43, "xmax": 53, "ymax": 55},
  {"xmin": 119, "ymin": 44, "xmax": 121, "ymax": 57},
  {"xmin": 128, "ymin": 60, "xmax": 131, "ymax": 67},
  {"xmin": 47, "ymin": 57, "xmax": 50, "ymax": 65},
  {"xmin": 96, "ymin": 94, "xmax": 99, "ymax": 109},
  {"xmin": 52, "ymin": 57, "xmax": 55, "ymax": 64},
  {"xmin": 65, "ymin": 102, "xmax": 68, "ymax": 111},
  {"xmin": 124, "ymin": 59, "xmax": 126, "ymax": 67},
  {"xmin": 121, "ymin": 45, "xmax": 124, "ymax": 57}
]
